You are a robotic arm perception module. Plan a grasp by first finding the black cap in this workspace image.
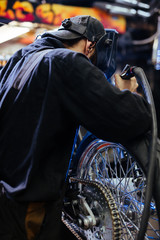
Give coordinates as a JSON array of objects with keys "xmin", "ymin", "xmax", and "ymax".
[{"xmin": 46, "ymin": 15, "xmax": 105, "ymax": 42}]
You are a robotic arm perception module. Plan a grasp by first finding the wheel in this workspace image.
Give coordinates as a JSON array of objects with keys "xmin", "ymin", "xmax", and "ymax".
[{"xmin": 76, "ymin": 139, "xmax": 160, "ymax": 240}]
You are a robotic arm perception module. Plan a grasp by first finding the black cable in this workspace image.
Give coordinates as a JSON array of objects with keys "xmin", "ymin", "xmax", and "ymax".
[{"xmin": 133, "ymin": 67, "xmax": 158, "ymax": 240}]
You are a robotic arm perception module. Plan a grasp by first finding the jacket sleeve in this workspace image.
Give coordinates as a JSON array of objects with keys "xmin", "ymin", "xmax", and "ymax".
[{"xmin": 53, "ymin": 50, "xmax": 152, "ymax": 144}]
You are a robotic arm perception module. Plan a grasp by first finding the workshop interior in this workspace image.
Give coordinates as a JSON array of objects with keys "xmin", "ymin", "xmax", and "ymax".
[{"xmin": 0, "ymin": 1, "xmax": 160, "ymax": 240}]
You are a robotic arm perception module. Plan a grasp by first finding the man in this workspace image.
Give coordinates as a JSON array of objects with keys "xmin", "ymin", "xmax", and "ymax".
[{"xmin": 0, "ymin": 15, "xmax": 151, "ymax": 239}]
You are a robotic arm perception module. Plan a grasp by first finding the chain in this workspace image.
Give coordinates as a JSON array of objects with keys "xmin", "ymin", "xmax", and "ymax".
[{"xmin": 61, "ymin": 212, "xmax": 84, "ymax": 240}]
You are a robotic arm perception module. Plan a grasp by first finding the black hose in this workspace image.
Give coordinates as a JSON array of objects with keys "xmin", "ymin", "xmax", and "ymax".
[{"xmin": 133, "ymin": 67, "xmax": 158, "ymax": 240}]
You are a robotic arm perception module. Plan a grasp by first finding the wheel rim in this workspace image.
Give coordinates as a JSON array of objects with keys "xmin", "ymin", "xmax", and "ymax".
[{"xmin": 77, "ymin": 140, "xmax": 160, "ymax": 240}]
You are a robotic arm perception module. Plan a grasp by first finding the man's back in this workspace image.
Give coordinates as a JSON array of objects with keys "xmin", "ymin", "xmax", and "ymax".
[{"xmin": 0, "ymin": 39, "xmax": 79, "ymax": 201}]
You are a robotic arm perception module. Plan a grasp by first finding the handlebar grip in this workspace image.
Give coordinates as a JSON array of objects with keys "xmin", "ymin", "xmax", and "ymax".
[{"xmin": 120, "ymin": 64, "xmax": 135, "ymax": 80}]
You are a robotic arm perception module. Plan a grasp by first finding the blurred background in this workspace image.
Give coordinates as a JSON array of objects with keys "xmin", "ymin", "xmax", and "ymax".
[{"xmin": 0, "ymin": 0, "xmax": 160, "ymax": 136}]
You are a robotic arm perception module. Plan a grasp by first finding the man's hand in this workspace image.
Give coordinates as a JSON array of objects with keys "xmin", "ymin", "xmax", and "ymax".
[{"xmin": 115, "ymin": 74, "xmax": 139, "ymax": 93}]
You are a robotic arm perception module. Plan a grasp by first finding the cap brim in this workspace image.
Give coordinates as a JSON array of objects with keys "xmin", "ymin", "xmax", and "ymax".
[
  {"xmin": 0, "ymin": 22, "xmax": 5, "ymax": 27},
  {"xmin": 47, "ymin": 29, "xmax": 82, "ymax": 40}
]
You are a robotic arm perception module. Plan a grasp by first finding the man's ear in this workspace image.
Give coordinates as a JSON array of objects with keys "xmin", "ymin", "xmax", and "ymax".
[
  {"xmin": 85, "ymin": 40, "xmax": 96, "ymax": 57},
  {"xmin": 90, "ymin": 42, "xmax": 96, "ymax": 48}
]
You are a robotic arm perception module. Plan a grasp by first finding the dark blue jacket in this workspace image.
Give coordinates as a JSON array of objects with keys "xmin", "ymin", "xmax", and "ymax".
[{"xmin": 0, "ymin": 34, "xmax": 151, "ymax": 201}]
